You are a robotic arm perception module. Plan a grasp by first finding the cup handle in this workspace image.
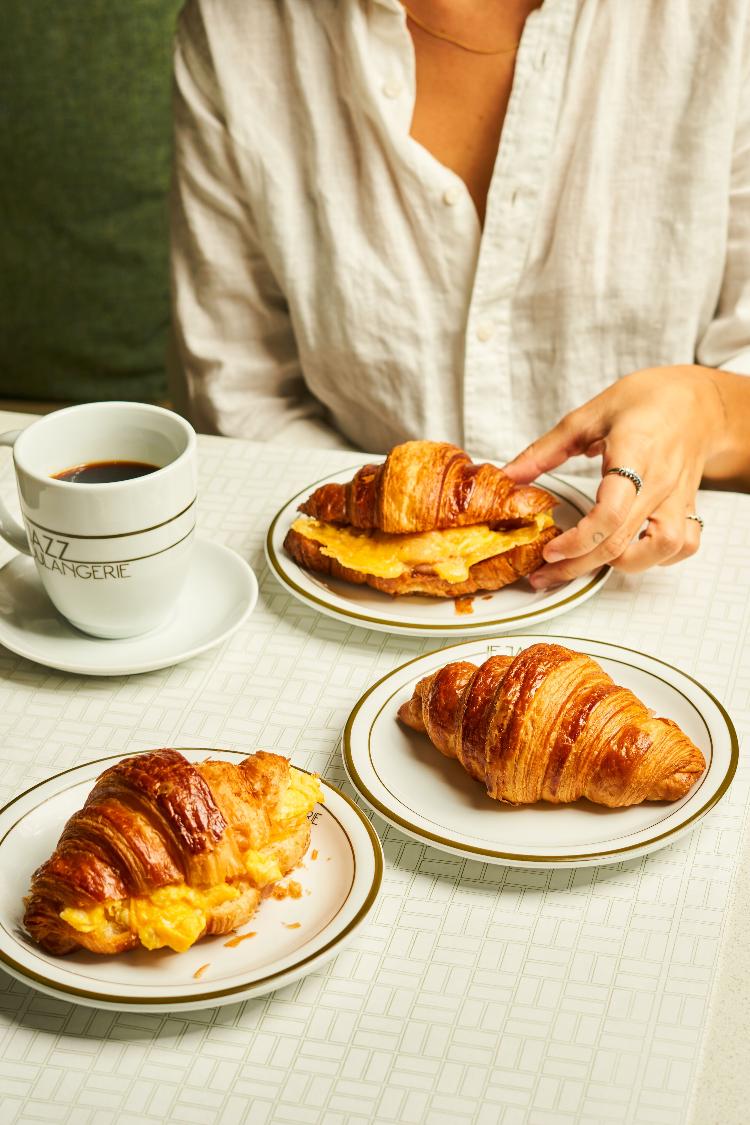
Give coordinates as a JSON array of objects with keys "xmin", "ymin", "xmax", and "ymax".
[{"xmin": 0, "ymin": 430, "xmax": 32, "ymax": 555}]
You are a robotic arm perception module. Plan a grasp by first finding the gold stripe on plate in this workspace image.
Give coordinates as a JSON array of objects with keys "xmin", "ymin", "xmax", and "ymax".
[
  {"xmin": 342, "ymin": 636, "xmax": 738, "ymax": 864},
  {"xmin": 266, "ymin": 470, "xmax": 609, "ymax": 632},
  {"xmin": 0, "ymin": 749, "xmax": 383, "ymax": 1007}
]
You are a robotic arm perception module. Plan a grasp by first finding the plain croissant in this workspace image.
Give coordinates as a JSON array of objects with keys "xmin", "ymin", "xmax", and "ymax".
[
  {"xmin": 298, "ymin": 440, "xmax": 555, "ymax": 532},
  {"xmin": 398, "ymin": 643, "xmax": 706, "ymax": 807},
  {"xmin": 23, "ymin": 749, "xmax": 321, "ymax": 955},
  {"xmin": 285, "ymin": 440, "xmax": 559, "ymax": 597}
]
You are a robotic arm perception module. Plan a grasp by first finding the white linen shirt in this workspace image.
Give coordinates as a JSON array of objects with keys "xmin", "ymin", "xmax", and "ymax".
[{"xmin": 171, "ymin": 0, "xmax": 750, "ymax": 460}]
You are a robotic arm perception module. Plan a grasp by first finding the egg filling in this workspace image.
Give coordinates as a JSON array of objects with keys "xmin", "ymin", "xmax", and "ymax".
[
  {"xmin": 291, "ymin": 512, "xmax": 555, "ymax": 584},
  {"xmin": 60, "ymin": 768, "xmax": 322, "ymax": 953}
]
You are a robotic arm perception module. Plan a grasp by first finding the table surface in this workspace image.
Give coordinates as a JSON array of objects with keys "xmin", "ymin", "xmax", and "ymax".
[{"xmin": 0, "ymin": 411, "xmax": 747, "ymax": 1125}]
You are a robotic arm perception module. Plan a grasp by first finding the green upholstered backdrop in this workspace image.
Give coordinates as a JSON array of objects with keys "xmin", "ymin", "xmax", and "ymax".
[{"xmin": 0, "ymin": 1, "xmax": 183, "ymax": 404}]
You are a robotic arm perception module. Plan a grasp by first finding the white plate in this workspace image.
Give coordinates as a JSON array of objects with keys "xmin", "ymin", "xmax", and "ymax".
[
  {"xmin": 343, "ymin": 635, "xmax": 737, "ymax": 868},
  {"xmin": 0, "ymin": 749, "xmax": 383, "ymax": 1012},
  {"xmin": 0, "ymin": 539, "xmax": 258, "ymax": 676},
  {"xmin": 265, "ymin": 467, "xmax": 610, "ymax": 637}
]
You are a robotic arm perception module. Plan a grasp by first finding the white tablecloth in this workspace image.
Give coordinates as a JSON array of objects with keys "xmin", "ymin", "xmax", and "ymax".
[{"xmin": 0, "ymin": 412, "xmax": 747, "ymax": 1125}]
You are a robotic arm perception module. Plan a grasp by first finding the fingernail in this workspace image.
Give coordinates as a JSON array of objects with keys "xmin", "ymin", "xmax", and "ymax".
[
  {"xmin": 543, "ymin": 549, "xmax": 564, "ymax": 563},
  {"xmin": 529, "ymin": 572, "xmax": 549, "ymax": 589}
]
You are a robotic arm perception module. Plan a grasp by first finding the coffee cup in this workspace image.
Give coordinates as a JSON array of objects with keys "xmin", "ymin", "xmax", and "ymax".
[{"xmin": 0, "ymin": 402, "xmax": 197, "ymax": 639}]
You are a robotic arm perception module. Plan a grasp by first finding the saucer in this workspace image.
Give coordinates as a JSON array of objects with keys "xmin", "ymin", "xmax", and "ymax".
[{"xmin": 0, "ymin": 540, "xmax": 258, "ymax": 676}]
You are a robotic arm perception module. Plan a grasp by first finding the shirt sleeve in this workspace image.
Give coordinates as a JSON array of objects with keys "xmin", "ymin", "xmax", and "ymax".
[
  {"xmin": 696, "ymin": 21, "xmax": 750, "ymax": 376},
  {"xmin": 170, "ymin": 2, "xmax": 351, "ymax": 449}
]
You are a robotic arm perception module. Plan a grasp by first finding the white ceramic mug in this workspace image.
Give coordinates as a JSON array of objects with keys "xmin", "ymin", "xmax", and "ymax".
[{"xmin": 0, "ymin": 402, "xmax": 197, "ymax": 639}]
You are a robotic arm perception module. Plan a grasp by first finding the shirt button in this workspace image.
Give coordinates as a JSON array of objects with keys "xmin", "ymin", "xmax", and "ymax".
[
  {"xmin": 442, "ymin": 186, "xmax": 461, "ymax": 206},
  {"xmin": 476, "ymin": 322, "xmax": 495, "ymax": 342},
  {"xmin": 382, "ymin": 79, "xmax": 402, "ymax": 99}
]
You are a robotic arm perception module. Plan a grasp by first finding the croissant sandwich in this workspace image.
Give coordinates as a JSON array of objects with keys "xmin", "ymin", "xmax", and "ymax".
[
  {"xmin": 23, "ymin": 749, "xmax": 322, "ymax": 956},
  {"xmin": 398, "ymin": 643, "xmax": 706, "ymax": 807},
  {"xmin": 284, "ymin": 440, "xmax": 559, "ymax": 597}
]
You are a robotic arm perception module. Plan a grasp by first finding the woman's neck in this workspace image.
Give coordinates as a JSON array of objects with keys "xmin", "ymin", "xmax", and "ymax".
[{"xmin": 405, "ymin": 1, "xmax": 543, "ymax": 224}]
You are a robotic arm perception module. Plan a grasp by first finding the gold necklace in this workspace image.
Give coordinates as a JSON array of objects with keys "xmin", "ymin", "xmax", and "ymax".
[{"xmin": 403, "ymin": 5, "xmax": 522, "ymax": 56}]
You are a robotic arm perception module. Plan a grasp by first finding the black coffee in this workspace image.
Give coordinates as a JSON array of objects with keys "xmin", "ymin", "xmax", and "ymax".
[{"xmin": 53, "ymin": 460, "xmax": 160, "ymax": 484}]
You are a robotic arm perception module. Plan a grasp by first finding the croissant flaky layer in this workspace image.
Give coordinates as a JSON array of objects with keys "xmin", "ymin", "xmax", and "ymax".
[
  {"xmin": 299, "ymin": 441, "xmax": 555, "ymax": 533},
  {"xmin": 398, "ymin": 644, "xmax": 706, "ymax": 807},
  {"xmin": 23, "ymin": 749, "xmax": 322, "ymax": 955}
]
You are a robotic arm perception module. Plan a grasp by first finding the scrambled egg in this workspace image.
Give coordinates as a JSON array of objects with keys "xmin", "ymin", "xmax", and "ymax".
[
  {"xmin": 62, "ymin": 882, "xmax": 241, "ymax": 953},
  {"xmin": 60, "ymin": 767, "xmax": 322, "ymax": 953},
  {"xmin": 275, "ymin": 767, "xmax": 322, "ymax": 825},
  {"xmin": 291, "ymin": 512, "xmax": 554, "ymax": 584}
]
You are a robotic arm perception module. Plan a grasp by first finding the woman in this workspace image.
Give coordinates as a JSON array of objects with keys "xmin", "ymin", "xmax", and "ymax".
[{"xmin": 171, "ymin": 0, "xmax": 750, "ymax": 583}]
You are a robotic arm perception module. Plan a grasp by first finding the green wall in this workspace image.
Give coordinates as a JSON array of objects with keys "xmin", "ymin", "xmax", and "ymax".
[{"xmin": 0, "ymin": 1, "xmax": 184, "ymax": 402}]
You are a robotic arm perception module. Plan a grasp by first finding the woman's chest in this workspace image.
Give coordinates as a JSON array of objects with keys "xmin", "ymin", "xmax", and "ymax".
[
  {"xmin": 232, "ymin": 0, "xmax": 737, "ymax": 363},
  {"xmin": 407, "ymin": 41, "xmax": 517, "ymax": 225},
  {"xmin": 405, "ymin": 3, "xmax": 542, "ymax": 224}
]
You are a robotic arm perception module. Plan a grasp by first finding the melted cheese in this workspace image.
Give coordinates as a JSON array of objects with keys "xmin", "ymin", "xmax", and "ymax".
[
  {"xmin": 292, "ymin": 513, "xmax": 554, "ymax": 584},
  {"xmin": 60, "ymin": 766, "xmax": 323, "ymax": 953}
]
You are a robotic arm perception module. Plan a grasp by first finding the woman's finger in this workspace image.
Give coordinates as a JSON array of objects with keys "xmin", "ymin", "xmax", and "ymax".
[
  {"xmin": 658, "ymin": 514, "xmax": 702, "ymax": 565},
  {"xmin": 614, "ymin": 495, "xmax": 702, "ymax": 572},
  {"xmin": 542, "ymin": 471, "xmax": 643, "ymax": 563},
  {"xmin": 540, "ymin": 429, "xmax": 657, "ymax": 565},
  {"xmin": 530, "ymin": 504, "xmax": 647, "ymax": 588},
  {"xmin": 502, "ymin": 406, "xmax": 602, "ymax": 483}
]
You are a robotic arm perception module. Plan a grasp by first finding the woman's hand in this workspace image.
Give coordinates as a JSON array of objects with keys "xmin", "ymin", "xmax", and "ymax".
[{"xmin": 502, "ymin": 365, "xmax": 728, "ymax": 589}]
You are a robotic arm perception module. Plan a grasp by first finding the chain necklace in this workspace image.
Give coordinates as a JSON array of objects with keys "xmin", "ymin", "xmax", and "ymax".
[{"xmin": 403, "ymin": 5, "xmax": 522, "ymax": 56}]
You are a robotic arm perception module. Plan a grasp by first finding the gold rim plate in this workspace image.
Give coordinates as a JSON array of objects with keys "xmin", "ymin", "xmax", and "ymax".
[
  {"xmin": 265, "ymin": 468, "xmax": 610, "ymax": 636},
  {"xmin": 0, "ymin": 749, "xmax": 383, "ymax": 1011},
  {"xmin": 342, "ymin": 635, "xmax": 737, "ymax": 867}
]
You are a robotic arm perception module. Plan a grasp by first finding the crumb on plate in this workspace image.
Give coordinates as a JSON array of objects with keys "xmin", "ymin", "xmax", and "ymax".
[
  {"xmin": 271, "ymin": 880, "xmax": 303, "ymax": 900},
  {"xmin": 223, "ymin": 932, "xmax": 257, "ymax": 948}
]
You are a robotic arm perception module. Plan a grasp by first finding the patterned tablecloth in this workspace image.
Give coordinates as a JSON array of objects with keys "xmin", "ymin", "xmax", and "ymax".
[{"xmin": 0, "ymin": 416, "xmax": 748, "ymax": 1125}]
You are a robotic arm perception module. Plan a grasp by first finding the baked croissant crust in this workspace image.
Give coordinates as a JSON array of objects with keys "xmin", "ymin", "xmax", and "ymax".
[
  {"xmin": 299, "ymin": 441, "xmax": 555, "ymax": 532},
  {"xmin": 23, "ymin": 749, "xmax": 322, "ymax": 956},
  {"xmin": 285, "ymin": 441, "xmax": 559, "ymax": 597},
  {"xmin": 398, "ymin": 643, "xmax": 706, "ymax": 807}
]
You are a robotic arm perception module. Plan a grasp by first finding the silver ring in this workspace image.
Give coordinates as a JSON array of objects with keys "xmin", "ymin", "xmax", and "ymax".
[
  {"xmin": 605, "ymin": 466, "xmax": 643, "ymax": 495},
  {"xmin": 686, "ymin": 513, "xmax": 705, "ymax": 530}
]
